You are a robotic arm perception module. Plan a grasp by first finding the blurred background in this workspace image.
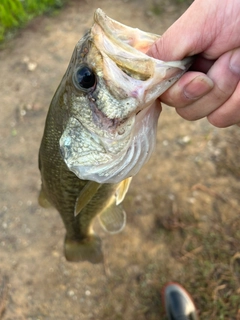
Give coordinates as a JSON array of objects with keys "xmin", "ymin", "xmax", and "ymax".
[{"xmin": 0, "ymin": 0, "xmax": 239, "ymax": 319}]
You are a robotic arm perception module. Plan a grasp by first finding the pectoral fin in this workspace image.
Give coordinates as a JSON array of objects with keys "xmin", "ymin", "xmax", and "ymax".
[
  {"xmin": 98, "ymin": 202, "xmax": 126, "ymax": 234},
  {"xmin": 98, "ymin": 178, "xmax": 131, "ymax": 233}
]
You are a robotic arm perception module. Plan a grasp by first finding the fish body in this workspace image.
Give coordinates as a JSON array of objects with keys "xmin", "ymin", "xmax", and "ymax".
[{"xmin": 39, "ymin": 9, "xmax": 192, "ymax": 263}]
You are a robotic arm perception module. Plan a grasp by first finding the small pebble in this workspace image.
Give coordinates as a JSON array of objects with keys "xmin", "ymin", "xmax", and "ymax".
[{"xmin": 85, "ymin": 290, "xmax": 91, "ymax": 296}]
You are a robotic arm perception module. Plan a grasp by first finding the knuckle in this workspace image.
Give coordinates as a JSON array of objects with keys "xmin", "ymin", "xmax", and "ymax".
[{"xmin": 176, "ymin": 107, "xmax": 201, "ymax": 121}]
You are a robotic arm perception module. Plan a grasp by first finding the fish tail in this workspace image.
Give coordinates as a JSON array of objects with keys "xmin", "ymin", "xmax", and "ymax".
[{"xmin": 64, "ymin": 234, "xmax": 103, "ymax": 264}]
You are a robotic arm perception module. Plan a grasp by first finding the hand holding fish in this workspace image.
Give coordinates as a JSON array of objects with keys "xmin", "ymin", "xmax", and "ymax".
[{"xmin": 148, "ymin": 0, "xmax": 240, "ymax": 127}]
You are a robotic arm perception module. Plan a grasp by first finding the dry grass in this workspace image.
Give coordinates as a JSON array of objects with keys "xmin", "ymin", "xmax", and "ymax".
[{"xmin": 94, "ymin": 126, "xmax": 240, "ymax": 320}]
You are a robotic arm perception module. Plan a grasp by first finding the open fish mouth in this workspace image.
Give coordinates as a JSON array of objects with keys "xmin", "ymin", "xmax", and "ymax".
[{"xmin": 60, "ymin": 9, "xmax": 193, "ymax": 184}]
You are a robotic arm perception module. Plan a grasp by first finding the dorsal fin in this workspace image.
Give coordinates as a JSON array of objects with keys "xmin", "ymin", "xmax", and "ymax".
[
  {"xmin": 38, "ymin": 187, "xmax": 52, "ymax": 208},
  {"xmin": 74, "ymin": 181, "xmax": 101, "ymax": 216}
]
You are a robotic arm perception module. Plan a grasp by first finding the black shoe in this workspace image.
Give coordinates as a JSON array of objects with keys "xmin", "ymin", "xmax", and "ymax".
[{"xmin": 162, "ymin": 282, "xmax": 199, "ymax": 320}]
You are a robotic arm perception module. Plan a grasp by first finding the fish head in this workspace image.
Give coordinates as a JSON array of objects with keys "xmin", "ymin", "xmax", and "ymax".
[{"xmin": 60, "ymin": 9, "xmax": 192, "ymax": 183}]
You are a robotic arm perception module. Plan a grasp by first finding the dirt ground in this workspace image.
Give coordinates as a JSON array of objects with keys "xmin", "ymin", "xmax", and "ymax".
[{"xmin": 0, "ymin": 0, "xmax": 240, "ymax": 319}]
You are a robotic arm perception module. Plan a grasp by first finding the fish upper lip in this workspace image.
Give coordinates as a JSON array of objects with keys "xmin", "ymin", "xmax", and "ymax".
[
  {"xmin": 92, "ymin": 9, "xmax": 157, "ymax": 79},
  {"xmin": 92, "ymin": 9, "xmax": 193, "ymax": 81},
  {"xmin": 90, "ymin": 11, "xmax": 193, "ymax": 115}
]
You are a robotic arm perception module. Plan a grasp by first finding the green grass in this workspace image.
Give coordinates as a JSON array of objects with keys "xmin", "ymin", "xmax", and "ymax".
[{"xmin": 0, "ymin": 0, "xmax": 66, "ymax": 42}]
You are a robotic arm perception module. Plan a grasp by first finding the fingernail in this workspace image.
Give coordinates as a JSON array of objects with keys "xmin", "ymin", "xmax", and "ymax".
[
  {"xmin": 229, "ymin": 48, "xmax": 240, "ymax": 76},
  {"xmin": 184, "ymin": 75, "xmax": 214, "ymax": 100}
]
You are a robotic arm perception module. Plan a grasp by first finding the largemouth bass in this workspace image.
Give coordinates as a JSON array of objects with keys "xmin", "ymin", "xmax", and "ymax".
[{"xmin": 38, "ymin": 9, "xmax": 192, "ymax": 263}]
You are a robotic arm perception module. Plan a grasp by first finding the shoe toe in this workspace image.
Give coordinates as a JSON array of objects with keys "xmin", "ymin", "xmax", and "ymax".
[{"xmin": 163, "ymin": 282, "xmax": 198, "ymax": 320}]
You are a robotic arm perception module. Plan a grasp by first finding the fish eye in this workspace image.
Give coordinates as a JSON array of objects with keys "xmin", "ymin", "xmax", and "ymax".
[{"xmin": 73, "ymin": 66, "xmax": 96, "ymax": 91}]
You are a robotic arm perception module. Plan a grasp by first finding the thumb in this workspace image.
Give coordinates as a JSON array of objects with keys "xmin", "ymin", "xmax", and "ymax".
[{"xmin": 147, "ymin": 0, "xmax": 218, "ymax": 61}]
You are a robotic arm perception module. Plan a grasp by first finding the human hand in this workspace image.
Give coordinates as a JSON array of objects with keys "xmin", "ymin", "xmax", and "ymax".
[{"xmin": 148, "ymin": 0, "xmax": 240, "ymax": 127}]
